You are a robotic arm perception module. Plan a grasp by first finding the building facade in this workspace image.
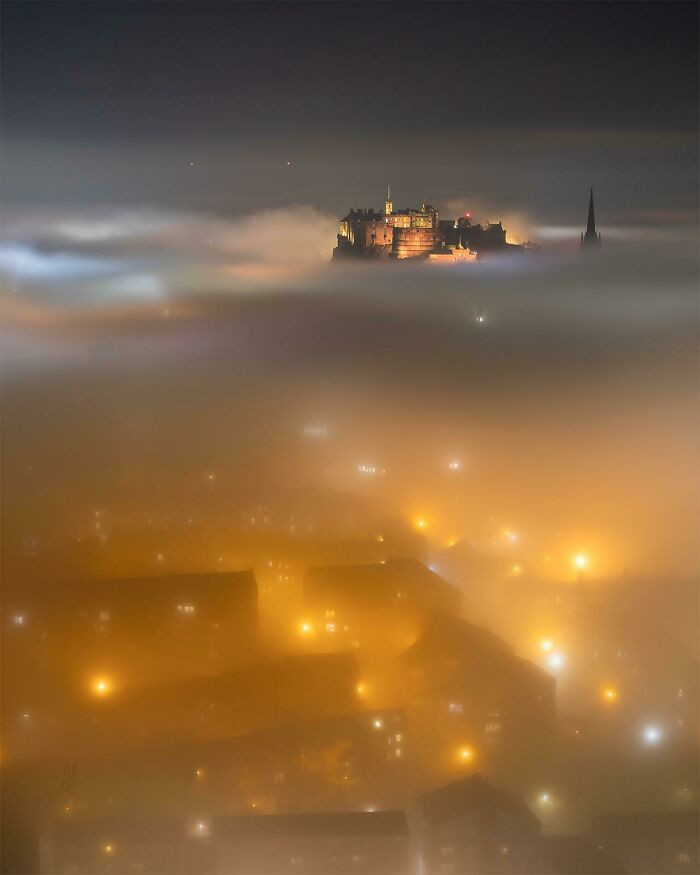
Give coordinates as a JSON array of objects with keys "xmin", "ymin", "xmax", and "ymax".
[{"xmin": 415, "ymin": 774, "xmax": 543, "ymax": 875}]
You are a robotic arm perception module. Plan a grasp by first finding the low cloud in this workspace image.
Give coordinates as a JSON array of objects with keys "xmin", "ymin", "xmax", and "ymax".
[{"xmin": 1, "ymin": 205, "xmax": 339, "ymax": 304}]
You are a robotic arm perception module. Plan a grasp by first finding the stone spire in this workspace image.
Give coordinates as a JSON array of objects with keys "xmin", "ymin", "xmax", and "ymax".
[{"xmin": 581, "ymin": 188, "xmax": 601, "ymax": 248}]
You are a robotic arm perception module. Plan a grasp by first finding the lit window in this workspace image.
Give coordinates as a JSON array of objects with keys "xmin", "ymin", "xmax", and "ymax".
[{"xmin": 12, "ymin": 614, "xmax": 25, "ymax": 626}]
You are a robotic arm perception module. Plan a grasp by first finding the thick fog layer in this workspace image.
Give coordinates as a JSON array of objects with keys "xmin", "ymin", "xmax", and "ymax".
[{"xmin": 2, "ymin": 205, "xmax": 697, "ymax": 581}]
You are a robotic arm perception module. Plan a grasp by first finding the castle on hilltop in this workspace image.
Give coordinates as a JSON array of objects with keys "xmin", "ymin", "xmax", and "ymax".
[{"xmin": 333, "ymin": 188, "xmax": 529, "ymax": 261}]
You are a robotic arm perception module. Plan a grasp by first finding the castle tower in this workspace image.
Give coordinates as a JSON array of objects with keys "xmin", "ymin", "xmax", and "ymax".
[
  {"xmin": 581, "ymin": 188, "xmax": 602, "ymax": 248},
  {"xmin": 384, "ymin": 185, "xmax": 393, "ymax": 216}
]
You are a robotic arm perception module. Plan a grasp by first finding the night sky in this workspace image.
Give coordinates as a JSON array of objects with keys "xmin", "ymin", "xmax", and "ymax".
[{"xmin": 2, "ymin": 1, "xmax": 698, "ymax": 219}]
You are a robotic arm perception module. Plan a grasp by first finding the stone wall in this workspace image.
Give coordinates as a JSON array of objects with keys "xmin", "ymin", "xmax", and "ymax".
[{"xmin": 392, "ymin": 227, "xmax": 440, "ymax": 259}]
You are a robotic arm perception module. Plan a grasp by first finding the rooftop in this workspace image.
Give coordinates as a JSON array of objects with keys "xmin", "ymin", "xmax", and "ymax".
[{"xmin": 417, "ymin": 774, "xmax": 540, "ymax": 830}]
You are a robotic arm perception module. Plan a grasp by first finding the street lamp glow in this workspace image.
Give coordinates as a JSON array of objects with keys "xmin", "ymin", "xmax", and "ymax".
[
  {"xmin": 602, "ymin": 686, "xmax": 619, "ymax": 704},
  {"xmin": 540, "ymin": 639, "xmax": 554, "ymax": 652},
  {"xmin": 91, "ymin": 676, "xmax": 112, "ymax": 698},
  {"xmin": 573, "ymin": 553, "xmax": 588, "ymax": 571},
  {"xmin": 298, "ymin": 621, "xmax": 313, "ymax": 636},
  {"xmin": 547, "ymin": 652, "xmax": 565, "ymax": 671},
  {"xmin": 642, "ymin": 725, "xmax": 662, "ymax": 745},
  {"xmin": 457, "ymin": 746, "xmax": 474, "ymax": 763}
]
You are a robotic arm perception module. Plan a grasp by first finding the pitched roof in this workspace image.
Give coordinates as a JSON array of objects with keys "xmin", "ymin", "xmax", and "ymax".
[
  {"xmin": 400, "ymin": 614, "xmax": 553, "ymax": 688},
  {"xmin": 417, "ymin": 774, "xmax": 540, "ymax": 830},
  {"xmin": 305, "ymin": 559, "xmax": 461, "ymax": 609}
]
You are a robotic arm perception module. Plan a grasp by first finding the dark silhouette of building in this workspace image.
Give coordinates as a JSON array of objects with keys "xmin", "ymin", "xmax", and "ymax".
[
  {"xmin": 591, "ymin": 811, "xmax": 698, "ymax": 874},
  {"xmin": 541, "ymin": 835, "xmax": 626, "ymax": 874},
  {"xmin": 302, "ymin": 559, "xmax": 462, "ymax": 652},
  {"xmin": 458, "ymin": 218, "xmax": 508, "ymax": 252},
  {"xmin": 71, "ymin": 651, "xmax": 364, "ymax": 751},
  {"xmin": 581, "ymin": 188, "xmax": 602, "ymax": 248},
  {"xmin": 41, "ymin": 811, "xmax": 410, "ymax": 874},
  {"xmin": 397, "ymin": 615, "xmax": 555, "ymax": 787},
  {"xmin": 415, "ymin": 774, "xmax": 543, "ymax": 874},
  {"xmin": 4, "ymin": 572, "xmax": 258, "ymax": 673}
]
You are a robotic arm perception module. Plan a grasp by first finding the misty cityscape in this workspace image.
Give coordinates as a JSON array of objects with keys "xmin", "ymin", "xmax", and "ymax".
[{"xmin": 1, "ymin": 2, "xmax": 698, "ymax": 874}]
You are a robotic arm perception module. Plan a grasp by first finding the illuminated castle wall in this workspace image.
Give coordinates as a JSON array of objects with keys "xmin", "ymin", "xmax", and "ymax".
[
  {"xmin": 333, "ymin": 192, "xmax": 441, "ymax": 260},
  {"xmin": 392, "ymin": 227, "xmax": 441, "ymax": 259},
  {"xmin": 333, "ymin": 189, "xmax": 522, "ymax": 261}
]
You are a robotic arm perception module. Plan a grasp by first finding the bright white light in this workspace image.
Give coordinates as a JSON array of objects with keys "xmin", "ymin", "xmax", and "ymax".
[
  {"xmin": 447, "ymin": 460, "xmax": 461, "ymax": 471},
  {"xmin": 372, "ymin": 718, "xmax": 383, "ymax": 729},
  {"xmin": 642, "ymin": 725, "xmax": 662, "ymax": 745},
  {"xmin": 547, "ymin": 652, "xmax": 565, "ymax": 670},
  {"xmin": 540, "ymin": 639, "xmax": 553, "ymax": 652},
  {"xmin": 573, "ymin": 553, "xmax": 588, "ymax": 570},
  {"xmin": 12, "ymin": 614, "xmax": 25, "ymax": 626}
]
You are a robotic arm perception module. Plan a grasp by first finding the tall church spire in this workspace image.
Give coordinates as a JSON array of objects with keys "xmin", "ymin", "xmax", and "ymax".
[
  {"xmin": 586, "ymin": 188, "xmax": 596, "ymax": 236},
  {"xmin": 581, "ymin": 187, "xmax": 601, "ymax": 248}
]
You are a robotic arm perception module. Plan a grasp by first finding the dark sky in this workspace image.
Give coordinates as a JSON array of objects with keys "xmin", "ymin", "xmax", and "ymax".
[
  {"xmin": 3, "ymin": 1, "xmax": 698, "ymax": 141},
  {"xmin": 2, "ymin": 1, "xmax": 698, "ymax": 220}
]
